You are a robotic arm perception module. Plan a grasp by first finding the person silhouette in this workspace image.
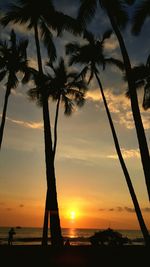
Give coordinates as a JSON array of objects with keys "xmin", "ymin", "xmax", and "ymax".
[
  {"xmin": 8, "ymin": 227, "xmax": 16, "ymax": 245},
  {"xmin": 64, "ymin": 239, "xmax": 70, "ymax": 246}
]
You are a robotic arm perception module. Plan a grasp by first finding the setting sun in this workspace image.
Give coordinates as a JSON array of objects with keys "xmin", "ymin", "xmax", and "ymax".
[
  {"xmin": 70, "ymin": 211, "xmax": 76, "ymax": 220},
  {"xmin": 65, "ymin": 206, "xmax": 80, "ymax": 222}
]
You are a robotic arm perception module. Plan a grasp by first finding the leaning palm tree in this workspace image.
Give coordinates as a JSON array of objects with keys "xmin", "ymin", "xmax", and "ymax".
[
  {"xmin": 0, "ymin": 0, "xmax": 82, "ymax": 246},
  {"xmin": 66, "ymin": 30, "xmax": 150, "ymax": 246},
  {"xmin": 27, "ymin": 58, "xmax": 87, "ymax": 245},
  {"xmin": 77, "ymin": 0, "xmax": 150, "ymax": 201},
  {"xmin": 0, "ymin": 29, "xmax": 28, "ymax": 149}
]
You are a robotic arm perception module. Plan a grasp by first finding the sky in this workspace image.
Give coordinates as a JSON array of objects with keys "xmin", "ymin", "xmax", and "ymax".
[{"xmin": 0, "ymin": 0, "xmax": 150, "ymax": 230}]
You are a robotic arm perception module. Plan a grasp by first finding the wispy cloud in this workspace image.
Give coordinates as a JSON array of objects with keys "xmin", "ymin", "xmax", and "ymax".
[
  {"xmin": 0, "ymin": 115, "xmax": 43, "ymax": 130},
  {"xmin": 99, "ymin": 206, "xmax": 150, "ymax": 213},
  {"xmin": 107, "ymin": 148, "xmax": 140, "ymax": 160},
  {"xmin": 86, "ymin": 88, "xmax": 150, "ymax": 130}
]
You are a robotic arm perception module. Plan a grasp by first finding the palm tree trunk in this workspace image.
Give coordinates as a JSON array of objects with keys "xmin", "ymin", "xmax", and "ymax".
[
  {"xmin": 34, "ymin": 23, "xmax": 63, "ymax": 246},
  {"xmin": 42, "ymin": 97, "xmax": 61, "ymax": 245},
  {"xmin": 42, "ymin": 188, "xmax": 49, "ymax": 246},
  {"xmin": 95, "ymin": 71, "xmax": 150, "ymax": 246},
  {"xmin": 53, "ymin": 97, "xmax": 61, "ymax": 159},
  {"xmin": 0, "ymin": 85, "xmax": 11, "ymax": 149},
  {"xmin": 107, "ymin": 10, "xmax": 150, "ymax": 201}
]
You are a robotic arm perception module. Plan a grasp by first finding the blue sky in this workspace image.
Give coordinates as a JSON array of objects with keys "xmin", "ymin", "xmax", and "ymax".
[{"xmin": 0, "ymin": 0, "xmax": 150, "ymax": 229}]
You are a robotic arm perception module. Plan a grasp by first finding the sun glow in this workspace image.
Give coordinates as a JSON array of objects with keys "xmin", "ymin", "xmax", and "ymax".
[
  {"xmin": 70, "ymin": 210, "xmax": 76, "ymax": 220},
  {"xmin": 66, "ymin": 208, "xmax": 79, "ymax": 221}
]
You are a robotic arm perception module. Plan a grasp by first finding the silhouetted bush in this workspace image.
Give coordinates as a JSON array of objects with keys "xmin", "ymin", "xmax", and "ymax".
[{"xmin": 89, "ymin": 228, "xmax": 131, "ymax": 246}]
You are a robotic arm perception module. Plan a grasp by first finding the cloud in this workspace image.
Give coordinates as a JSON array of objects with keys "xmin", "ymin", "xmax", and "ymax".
[
  {"xmin": 104, "ymin": 35, "xmax": 119, "ymax": 51},
  {"xmin": 6, "ymin": 208, "xmax": 12, "ymax": 211},
  {"xmin": 0, "ymin": 202, "xmax": 5, "ymax": 205},
  {"xmin": 107, "ymin": 148, "xmax": 140, "ymax": 160},
  {"xmin": 86, "ymin": 88, "xmax": 150, "ymax": 130},
  {"xmin": 99, "ymin": 206, "xmax": 150, "ymax": 213},
  {"xmin": 124, "ymin": 207, "xmax": 135, "ymax": 213},
  {"xmin": 86, "ymin": 90, "xmax": 101, "ymax": 101},
  {"xmin": 0, "ymin": 115, "xmax": 43, "ymax": 130}
]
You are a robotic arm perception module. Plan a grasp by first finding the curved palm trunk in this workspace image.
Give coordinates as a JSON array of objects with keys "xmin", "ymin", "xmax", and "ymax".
[
  {"xmin": 34, "ymin": 24, "xmax": 63, "ymax": 247},
  {"xmin": 53, "ymin": 97, "xmax": 61, "ymax": 159},
  {"xmin": 95, "ymin": 71, "xmax": 150, "ymax": 246},
  {"xmin": 0, "ymin": 84, "xmax": 11, "ymax": 149},
  {"xmin": 42, "ymin": 96, "xmax": 61, "ymax": 245},
  {"xmin": 107, "ymin": 10, "xmax": 150, "ymax": 201}
]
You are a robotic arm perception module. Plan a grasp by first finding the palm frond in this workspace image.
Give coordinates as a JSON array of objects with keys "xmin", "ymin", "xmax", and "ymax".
[
  {"xmin": 40, "ymin": 20, "xmax": 57, "ymax": 62},
  {"xmin": 7, "ymin": 73, "xmax": 18, "ymax": 89},
  {"xmin": 83, "ymin": 30, "xmax": 95, "ymax": 43},
  {"xmin": 66, "ymin": 42, "xmax": 81, "ymax": 55},
  {"xmin": 62, "ymin": 95, "xmax": 74, "ymax": 116},
  {"xmin": 101, "ymin": 29, "xmax": 113, "ymax": 42},
  {"xmin": 0, "ymin": 57, "xmax": 6, "ymax": 70},
  {"xmin": 27, "ymin": 87, "xmax": 43, "ymax": 107},
  {"xmin": 78, "ymin": 0, "xmax": 97, "ymax": 27},
  {"xmin": 0, "ymin": 5, "xmax": 30, "ymax": 26},
  {"xmin": 101, "ymin": 0, "xmax": 128, "ymax": 29},
  {"xmin": 105, "ymin": 57, "xmax": 125, "ymax": 71},
  {"xmin": 132, "ymin": 0, "xmax": 150, "ymax": 35},
  {"xmin": 17, "ymin": 39, "xmax": 28, "ymax": 58},
  {"xmin": 0, "ymin": 70, "xmax": 7, "ymax": 81}
]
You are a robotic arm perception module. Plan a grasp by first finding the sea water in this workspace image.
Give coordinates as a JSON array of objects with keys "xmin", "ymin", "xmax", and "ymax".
[{"xmin": 0, "ymin": 227, "xmax": 145, "ymax": 245}]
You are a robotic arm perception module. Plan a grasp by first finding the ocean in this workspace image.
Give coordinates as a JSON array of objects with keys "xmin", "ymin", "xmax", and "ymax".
[{"xmin": 0, "ymin": 227, "xmax": 145, "ymax": 246}]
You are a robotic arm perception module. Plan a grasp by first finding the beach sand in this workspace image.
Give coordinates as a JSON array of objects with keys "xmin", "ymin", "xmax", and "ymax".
[{"xmin": 0, "ymin": 245, "xmax": 149, "ymax": 267}]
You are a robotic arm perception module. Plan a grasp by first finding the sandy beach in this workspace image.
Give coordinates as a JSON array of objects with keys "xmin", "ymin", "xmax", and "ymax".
[{"xmin": 0, "ymin": 245, "xmax": 149, "ymax": 267}]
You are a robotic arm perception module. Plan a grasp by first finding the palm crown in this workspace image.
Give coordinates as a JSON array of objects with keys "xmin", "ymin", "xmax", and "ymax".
[
  {"xmin": 0, "ymin": 29, "xmax": 28, "ymax": 148},
  {"xmin": 78, "ymin": 0, "xmax": 135, "ymax": 29},
  {"xmin": 0, "ymin": 0, "xmax": 82, "ymax": 61},
  {"xmin": 28, "ymin": 58, "xmax": 87, "ymax": 115},
  {"xmin": 0, "ymin": 29, "xmax": 28, "ymax": 87},
  {"xmin": 66, "ymin": 30, "xmax": 124, "ymax": 82}
]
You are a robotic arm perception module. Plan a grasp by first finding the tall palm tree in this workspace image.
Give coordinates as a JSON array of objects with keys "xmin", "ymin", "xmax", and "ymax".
[
  {"xmin": 77, "ymin": 0, "xmax": 150, "ymax": 201},
  {"xmin": 0, "ymin": 0, "xmax": 82, "ymax": 246},
  {"xmin": 27, "ymin": 58, "xmax": 87, "ymax": 245},
  {"xmin": 0, "ymin": 29, "xmax": 28, "ymax": 149},
  {"xmin": 66, "ymin": 30, "xmax": 150, "ymax": 246}
]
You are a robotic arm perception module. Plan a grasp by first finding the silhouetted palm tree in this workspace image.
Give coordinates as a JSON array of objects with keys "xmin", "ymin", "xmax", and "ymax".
[
  {"xmin": 27, "ymin": 58, "xmax": 87, "ymax": 244},
  {"xmin": 0, "ymin": 0, "xmax": 82, "ymax": 247},
  {"xmin": 77, "ymin": 0, "xmax": 150, "ymax": 201},
  {"xmin": 0, "ymin": 29, "xmax": 28, "ymax": 149},
  {"xmin": 66, "ymin": 30, "xmax": 150, "ymax": 246},
  {"xmin": 45, "ymin": 58, "xmax": 87, "ymax": 159}
]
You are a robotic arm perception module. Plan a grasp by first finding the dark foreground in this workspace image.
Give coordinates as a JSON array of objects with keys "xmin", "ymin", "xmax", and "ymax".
[{"xmin": 0, "ymin": 245, "xmax": 149, "ymax": 267}]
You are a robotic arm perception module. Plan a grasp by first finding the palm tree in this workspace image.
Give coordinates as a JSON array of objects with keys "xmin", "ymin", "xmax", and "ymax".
[
  {"xmin": 0, "ymin": 0, "xmax": 82, "ymax": 247},
  {"xmin": 77, "ymin": 0, "xmax": 150, "ymax": 201},
  {"xmin": 27, "ymin": 58, "xmax": 87, "ymax": 245},
  {"xmin": 0, "ymin": 29, "xmax": 28, "ymax": 149},
  {"xmin": 66, "ymin": 30, "xmax": 150, "ymax": 246}
]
